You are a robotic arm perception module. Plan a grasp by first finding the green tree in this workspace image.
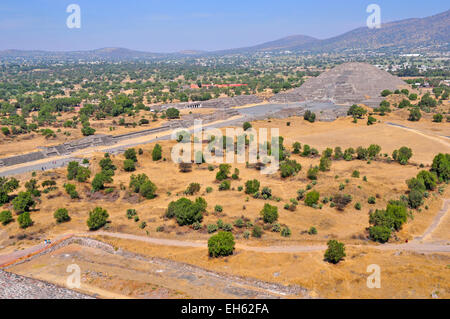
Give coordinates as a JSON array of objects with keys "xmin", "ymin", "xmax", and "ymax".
[
  {"xmin": 0, "ymin": 177, "xmax": 19, "ymax": 204},
  {"xmin": 64, "ymin": 183, "xmax": 79, "ymax": 199},
  {"xmin": 408, "ymin": 108, "xmax": 421, "ymax": 122},
  {"xmin": 307, "ymin": 166, "xmax": 319, "ymax": 180},
  {"xmin": 324, "ymin": 240, "xmax": 346, "ymax": 264},
  {"xmin": 54, "ymin": 208, "xmax": 70, "ymax": 223},
  {"xmin": 392, "ymin": 147, "xmax": 413, "ymax": 165},
  {"xmin": 124, "ymin": 148, "xmax": 137, "ymax": 162},
  {"xmin": 369, "ymin": 225, "xmax": 391, "ymax": 243},
  {"xmin": 0, "ymin": 210, "xmax": 13, "ymax": 225},
  {"xmin": 280, "ymin": 159, "xmax": 302, "ymax": 177},
  {"xmin": 208, "ymin": 231, "xmax": 235, "ymax": 257},
  {"xmin": 433, "ymin": 113, "xmax": 443, "ymax": 123},
  {"xmin": 216, "ymin": 164, "xmax": 231, "ymax": 181},
  {"xmin": 347, "ymin": 104, "xmax": 367, "ymax": 118},
  {"xmin": 166, "ymin": 107, "xmax": 180, "ymax": 119},
  {"xmin": 12, "ymin": 192, "xmax": 35, "ymax": 214},
  {"xmin": 304, "ymin": 110, "xmax": 316, "ymax": 123},
  {"xmin": 431, "ymin": 153, "xmax": 450, "ymax": 182},
  {"xmin": 152, "ymin": 144, "xmax": 162, "ymax": 161},
  {"xmin": 245, "ymin": 179, "xmax": 260, "ymax": 194},
  {"xmin": 381, "ymin": 90, "xmax": 392, "ymax": 97},
  {"xmin": 17, "ymin": 212, "xmax": 33, "ymax": 229},
  {"xmin": 243, "ymin": 122, "xmax": 252, "ymax": 131},
  {"xmin": 87, "ymin": 207, "xmax": 109, "ymax": 230},
  {"xmin": 416, "ymin": 171, "xmax": 437, "ymax": 191},
  {"xmin": 292, "ymin": 142, "xmax": 301, "ymax": 154},
  {"xmin": 92, "ymin": 173, "xmax": 111, "ymax": 191},
  {"xmin": 123, "ymin": 159, "xmax": 136, "ymax": 172},
  {"xmin": 260, "ymin": 203, "xmax": 278, "ymax": 224},
  {"xmin": 305, "ymin": 190, "xmax": 320, "ymax": 207},
  {"xmin": 166, "ymin": 197, "xmax": 206, "ymax": 226}
]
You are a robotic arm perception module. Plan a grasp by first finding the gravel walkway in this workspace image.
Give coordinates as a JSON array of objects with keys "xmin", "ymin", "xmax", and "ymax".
[{"xmin": 0, "ymin": 269, "xmax": 93, "ymax": 299}]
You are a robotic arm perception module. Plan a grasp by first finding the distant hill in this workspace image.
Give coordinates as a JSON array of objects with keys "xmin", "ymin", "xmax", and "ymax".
[
  {"xmin": 213, "ymin": 35, "xmax": 319, "ymax": 55},
  {"xmin": 219, "ymin": 10, "xmax": 449, "ymax": 54},
  {"xmin": 303, "ymin": 10, "xmax": 450, "ymax": 53},
  {"xmin": 1, "ymin": 10, "xmax": 448, "ymax": 59}
]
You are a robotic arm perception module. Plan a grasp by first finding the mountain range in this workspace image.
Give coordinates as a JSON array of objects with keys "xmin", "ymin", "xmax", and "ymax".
[{"xmin": 0, "ymin": 9, "xmax": 448, "ymax": 60}]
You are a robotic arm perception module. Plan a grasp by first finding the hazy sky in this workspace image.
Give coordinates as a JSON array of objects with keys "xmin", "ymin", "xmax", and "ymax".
[{"xmin": 0, "ymin": 0, "xmax": 448, "ymax": 52}]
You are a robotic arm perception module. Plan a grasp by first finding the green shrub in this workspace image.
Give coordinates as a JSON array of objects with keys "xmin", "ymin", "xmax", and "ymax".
[
  {"xmin": 123, "ymin": 159, "xmax": 136, "ymax": 172},
  {"xmin": 243, "ymin": 122, "xmax": 252, "ymax": 131},
  {"xmin": 307, "ymin": 166, "xmax": 319, "ymax": 180},
  {"xmin": 192, "ymin": 222, "xmax": 202, "ymax": 230},
  {"xmin": 408, "ymin": 108, "xmax": 421, "ymax": 121},
  {"xmin": 208, "ymin": 231, "xmax": 235, "ymax": 257},
  {"xmin": 129, "ymin": 174, "xmax": 157, "ymax": 199},
  {"xmin": 304, "ymin": 110, "xmax": 316, "ymax": 123},
  {"xmin": 215, "ymin": 164, "xmax": 231, "ymax": 181},
  {"xmin": 260, "ymin": 203, "xmax": 278, "ymax": 224},
  {"xmin": 245, "ymin": 179, "xmax": 260, "ymax": 194},
  {"xmin": 408, "ymin": 189, "xmax": 424, "ymax": 209},
  {"xmin": 219, "ymin": 180, "xmax": 231, "ymax": 191},
  {"xmin": 354, "ymin": 202, "xmax": 362, "ymax": 210},
  {"xmin": 281, "ymin": 226, "xmax": 291, "ymax": 237},
  {"xmin": 92, "ymin": 173, "xmax": 111, "ymax": 192},
  {"xmin": 207, "ymin": 223, "xmax": 218, "ymax": 233},
  {"xmin": 352, "ymin": 170, "xmax": 360, "ymax": 178},
  {"xmin": 431, "ymin": 153, "xmax": 450, "ymax": 183},
  {"xmin": 0, "ymin": 210, "xmax": 13, "ymax": 225},
  {"xmin": 305, "ymin": 190, "xmax": 320, "ymax": 207},
  {"xmin": 324, "ymin": 240, "xmax": 346, "ymax": 264},
  {"xmin": 234, "ymin": 218, "xmax": 244, "ymax": 228},
  {"xmin": 319, "ymin": 156, "xmax": 331, "ymax": 172},
  {"xmin": 64, "ymin": 183, "xmax": 79, "ymax": 199},
  {"xmin": 124, "ymin": 148, "xmax": 137, "ymax": 162},
  {"xmin": 308, "ymin": 226, "xmax": 318, "ymax": 235},
  {"xmin": 17, "ymin": 212, "xmax": 33, "ymax": 229},
  {"xmin": 87, "ymin": 207, "xmax": 109, "ymax": 230},
  {"xmin": 416, "ymin": 171, "xmax": 437, "ymax": 191},
  {"xmin": 54, "ymin": 208, "xmax": 70, "ymax": 224},
  {"xmin": 12, "ymin": 191, "xmax": 35, "ymax": 213},
  {"xmin": 166, "ymin": 197, "xmax": 206, "ymax": 226},
  {"xmin": 126, "ymin": 209, "xmax": 137, "ymax": 219},
  {"xmin": 433, "ymin": 113, "xmax": 443, "ymax": 123},
  {"xmin": 280, "ymin": 159, "xmax": 302, "ymax": 177},
  {"xmin": 139, "ymin": 221, "xmax": 147, "ymax": 229},
  {"xmin": 252, "ymin": 225, "xmax": 263, "ymax": 238},
  {"xmin": 369, "ymin": 225, "xmax": 391, "ymax": 243},
  {"xmin": 152, "ymin": 144, "xmax": 162, "ymax": 161},
  {"xmin": 185, "ymin": 183, "xmax": 201, "ymax": 195}
]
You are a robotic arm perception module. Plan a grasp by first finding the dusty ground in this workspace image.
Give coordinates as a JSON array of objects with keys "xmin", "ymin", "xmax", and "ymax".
[{"xmin": 0, "ymin": 108, "xmax": 449, "ymax": 299}]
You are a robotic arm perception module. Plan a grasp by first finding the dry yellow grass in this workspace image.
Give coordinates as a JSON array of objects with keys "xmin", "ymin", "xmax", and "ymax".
[{"xmin": 1, "ymin": 108, "xmax": 449, "ymax": 298}]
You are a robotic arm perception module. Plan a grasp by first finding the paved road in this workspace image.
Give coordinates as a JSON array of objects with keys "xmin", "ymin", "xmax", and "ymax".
[{"xmin": 0, "ymin": 116, "xmax": 246, "ymax": 177}]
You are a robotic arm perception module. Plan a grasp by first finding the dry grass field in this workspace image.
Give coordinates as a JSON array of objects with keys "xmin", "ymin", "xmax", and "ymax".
[{"xmin": 1, "ymin": 107, "xmax": 449, "ymax": 299}]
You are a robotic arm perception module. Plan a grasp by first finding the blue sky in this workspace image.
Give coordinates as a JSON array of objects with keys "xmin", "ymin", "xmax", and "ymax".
[{"xmin": 0, "ymin": 0, "xmax": 448, "ymax": 52}]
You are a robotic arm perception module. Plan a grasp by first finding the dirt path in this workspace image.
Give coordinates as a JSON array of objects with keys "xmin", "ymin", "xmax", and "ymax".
[
  {"xmin": 386, "ymin": 122, "xmax": 450, "ymax": 148},
  {"xmin": 87, "ymin": 231, "xmax": 450, "ymax": 253},
  {"xmin": 2, "ymin": 221, "xmax": 449, "ymax": 269},
  {"xmin": 414, "ymin": 199, "xmax": 450, "ymax": 242}
]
